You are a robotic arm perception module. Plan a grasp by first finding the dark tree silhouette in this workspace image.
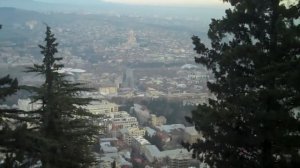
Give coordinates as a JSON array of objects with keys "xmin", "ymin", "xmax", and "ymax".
[
  {"xmin": 0, "ymin": 24, "xmax": 36, "ymax": 167},
  {"xmin": 26, "ymin": 26, "xmax": 100, "ymax": 168},
  {"xmin": 185, "ymin": 1, "xmax": 300, "ymax": 168}
]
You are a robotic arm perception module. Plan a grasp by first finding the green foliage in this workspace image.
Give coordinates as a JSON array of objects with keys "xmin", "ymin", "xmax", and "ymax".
[
  {"xmin": 0, "ymin": 24, "xmax": 36, "ymax": 167},
  {"xmin": 141, "ymin": 98, "xmax": 195, "ymax": 125},
  {"xmin": 0, "ymin": 91, "xmax": 28, "ymax": 167},
  {"xmin": 0, "ymin": 75, "xmax": 18, "ymax": 101},
  {"xmin": 185, "ymin": 0, "xmax": 300, "ymax": 168},
  {"xmin": 26, "ymin": 26, "xmax": 100, "ymax": 168}
]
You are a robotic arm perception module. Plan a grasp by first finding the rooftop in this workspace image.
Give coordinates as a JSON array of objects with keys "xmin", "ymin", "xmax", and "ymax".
[
  {"xmin": 133, "ymin": 136, "xmax": 150, "ymax": 145},
  {"xmin": 156, "ymin": 124, "xmax": 185, "ymax": 133},
  {"xmin": 145, "ymin": 127, "xmax": 156, "ymax": 137},
  {"xmin": 161, "ymin": 149, "xmax": 192, "ymax": 159},
  {"xmin": 144, "ymin": 145, "xmax": 162, "ymax": 157}
]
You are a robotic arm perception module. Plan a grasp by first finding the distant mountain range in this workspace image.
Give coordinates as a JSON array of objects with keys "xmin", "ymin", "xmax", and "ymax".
[
  {"xmin": 0, "ymin": 0, "xmax": 226, "ymax": 20},
  {"xmin": 0, "ymin": 0, "xmax": 97, "ymax": 12},
  {"xmin": 0, "ymin": 7, "xmax": 45, "ymax": 23}
]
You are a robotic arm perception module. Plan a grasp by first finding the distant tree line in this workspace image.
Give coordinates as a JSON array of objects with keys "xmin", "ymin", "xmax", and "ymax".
[
  {"xmin": 140, "ymin": 98, "xmax": 195, "ymax": 125},
  {"xmin": 127, "ymin": 61, "xmax": 187, "ymax": 69}
]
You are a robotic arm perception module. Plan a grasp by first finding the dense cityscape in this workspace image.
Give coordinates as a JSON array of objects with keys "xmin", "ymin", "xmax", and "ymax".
[
  {"xmin": 0, "ymin": 2, "xmax": 213, "ymax": 168},
  {"xmin": 1, "ymin": 0, "xmax": 299, "ymax": 168}
]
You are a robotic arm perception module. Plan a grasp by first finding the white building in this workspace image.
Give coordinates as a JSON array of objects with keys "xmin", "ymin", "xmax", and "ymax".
[
  {"xmin": 184, "ymin": 126, "xmax": 203, "ymax": 144},
  {"xmin": 161, "ymin": 149, "xmax": 193, "ymax": 168},
  {"xmin": 100, "ymin": 142, "xmax": 118, "ymax": 154},
  {"xmin": 156, "ymin": 124, "xmax": 185, "ymax": 133},
  {"xmin": 83, "ymin": 100, "xmax": 118, "ymax": 115},
  {"xmin": 132, "ymin": 136, "xmax": 150, "ymax": 151},
  {"xmin": 104, "ymin": 111, "xmax": 139, "ymax": 137},
  {"xmin": 120, "ymin": 127, "xmax": 146, "ymax": 145},
  {"xmin": 107, "ymin": 111, "xmax": 130, "ymax": 118},
  {"xmin": 18, "ymin": 99, "xmax": 41, "ymax": 111},
  {"xmin": 112, "ymin": 116, "xmax": 138, "ymax": 130}
]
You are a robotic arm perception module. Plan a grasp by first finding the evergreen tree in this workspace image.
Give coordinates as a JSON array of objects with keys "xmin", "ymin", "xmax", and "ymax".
[
  {"xmin": 0, "ymin": 25, "xmax": 18, "ymax": 125},
  {"xmin": 185, "ymin": 0, "xmax": 300, "ymax": 168},
  {"xmin": 26, "ymin": 26, "xmax": 100, "ymax": 168},
  {"xmin": 0, "ymin": 24, "xmax": 36, "ymax": 167},
  {"xmin": 0, "ymin": 75, "xmax": 23, "ymax": 167}
]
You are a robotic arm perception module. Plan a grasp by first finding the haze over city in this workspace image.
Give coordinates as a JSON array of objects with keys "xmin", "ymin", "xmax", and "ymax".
[{"xmin": 0, "ymin": 0, "xmax": 298, "ymax": 168}]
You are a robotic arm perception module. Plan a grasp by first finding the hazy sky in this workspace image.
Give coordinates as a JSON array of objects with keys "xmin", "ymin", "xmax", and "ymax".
[
  {"xmin": 102, "ymin": 0, "xmax": 225, "ymax": 6},
  {"xmin": 35, "ymin": 0, "xmax": 226, "ymax": 7}
]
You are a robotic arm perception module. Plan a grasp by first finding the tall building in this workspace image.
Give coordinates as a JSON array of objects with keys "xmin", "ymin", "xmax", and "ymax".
[
  {"xmin": 123, "ymin": 30, "xmax": 137, "ymax": 49},
  {"xmin": 111, "ymin": 123, "xmax": 117, "ymax": 138},
  {"xmin": 122, "ymin": 68, "xmax": 135, "ymax": 89}
]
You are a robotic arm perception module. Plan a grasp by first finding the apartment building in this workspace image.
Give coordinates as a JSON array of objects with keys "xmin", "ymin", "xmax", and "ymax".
[
  {"xmin": 120, "ymin": 127, "xmax": 146, "ymax": 145},
  {"xmin": 84, "ymin": 100, "xmax": 118, "ymax": 115}
]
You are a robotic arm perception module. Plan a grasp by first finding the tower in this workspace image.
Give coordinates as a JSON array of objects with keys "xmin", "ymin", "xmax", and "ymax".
[
  {"xmin": 122, "ymin": 68, "xmax": 135, "ymax": 89},
  {"xmin": 111, "ymin": 123, "xmax": 117, "ymax": 138}
]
